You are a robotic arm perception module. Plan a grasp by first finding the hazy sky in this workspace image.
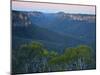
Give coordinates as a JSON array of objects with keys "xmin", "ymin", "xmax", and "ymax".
[{"xmin": 12, "ymin": 1, "xmax": 96, "ymax": 14}]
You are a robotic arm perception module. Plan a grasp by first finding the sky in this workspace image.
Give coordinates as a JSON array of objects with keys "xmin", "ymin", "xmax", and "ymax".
[{"xmin": 12, "ymin": 1, "xmax": 96, "ymax": 14}]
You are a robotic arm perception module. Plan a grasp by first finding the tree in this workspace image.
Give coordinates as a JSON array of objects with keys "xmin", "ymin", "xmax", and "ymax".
[
  {"xmin": 48, "ymin": 45, "xmax": 94, "ymax": 70},
  {"xmin": 64, "ymin": 45, "xmax": 93, "ymax": 70},
  {"xmin": 13, "ymin": 41, "xmax": 46, "ymax": 73}
]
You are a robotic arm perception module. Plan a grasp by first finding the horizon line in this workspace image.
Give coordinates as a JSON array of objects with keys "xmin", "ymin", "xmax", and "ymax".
[{"xmin": 12, "ymin": 9, "xmax": 96, "ymax": 15}]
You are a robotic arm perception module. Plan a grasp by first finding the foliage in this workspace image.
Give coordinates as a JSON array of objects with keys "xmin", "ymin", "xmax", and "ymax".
[
  {"xmin": 49, "ymin": 45, "xmax": 94, "ymax": 70},
  {"xmin": 12, "ymin": 42, "xmax": 95, "ymax": 74}
]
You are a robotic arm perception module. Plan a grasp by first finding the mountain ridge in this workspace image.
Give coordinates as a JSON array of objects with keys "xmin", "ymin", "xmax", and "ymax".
[{"xmin": 12, "ymin": 10, "xmax": 90, "ymax": 52}]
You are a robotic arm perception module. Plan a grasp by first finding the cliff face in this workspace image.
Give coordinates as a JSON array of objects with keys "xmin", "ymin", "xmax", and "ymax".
[{"xmin": 12, "ymin": 11, "xmax": 32, "ymax": 27}]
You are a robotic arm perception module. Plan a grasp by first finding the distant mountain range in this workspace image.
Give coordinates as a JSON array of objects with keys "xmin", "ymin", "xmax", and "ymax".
[
  {"xmin": 12, "ymin": 10, "xmax": 96, "ymax": 52},
  {"xmin": 28, "ymin": 11, "xmax": 96, "ymax": 42}
]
